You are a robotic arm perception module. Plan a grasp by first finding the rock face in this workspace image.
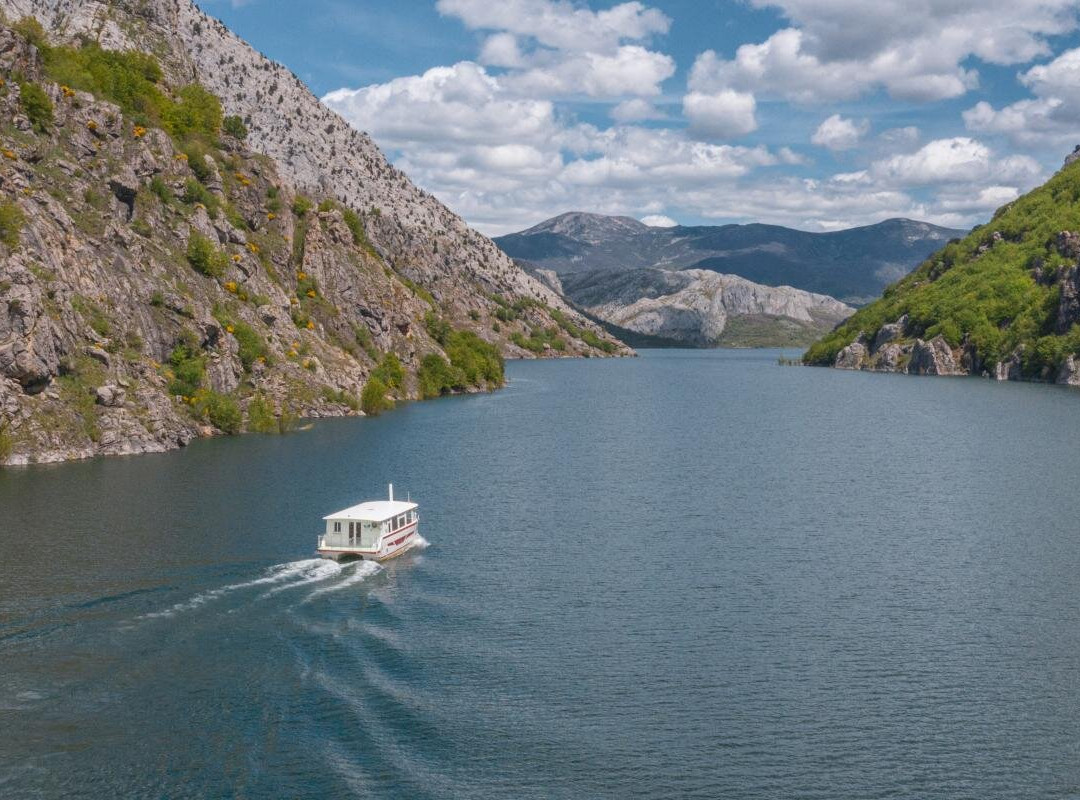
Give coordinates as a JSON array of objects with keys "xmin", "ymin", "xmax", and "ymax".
[
  {"xmin": 555, "ymin": 268, "xmax": 854, "ymax": 347},
  {"xmin": 0, "ymin": 11, "xmax": 628, "ymax": 465},
  {"xmin": 907, "ymin": 337, "xmax": 960, "ymax": 376},
  {"xmin": 496, "ymin": 211, "xmax": 964, "ymax": 304}
]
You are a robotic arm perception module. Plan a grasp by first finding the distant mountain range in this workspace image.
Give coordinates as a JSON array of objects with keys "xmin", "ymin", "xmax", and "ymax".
[{"xmin": 495, "ymin": 213, "xmax": 966, "ymax": 306}]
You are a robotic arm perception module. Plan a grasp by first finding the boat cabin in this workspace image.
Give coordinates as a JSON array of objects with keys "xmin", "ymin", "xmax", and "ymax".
[{"xmin": 319, "ymin": 499, "xmax": 419, "ymax": 553}]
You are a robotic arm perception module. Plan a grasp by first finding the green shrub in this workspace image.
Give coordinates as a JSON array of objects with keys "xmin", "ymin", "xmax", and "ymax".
[
  {"xmin": 0, "ymin": 201, "xmax": 25, "ymax": 248},
  {"xmin": 186, "ymin": 232, "xmax": 227, "ymax": 278},
  {"xmin": 0, "ymin": 424, "xmax": 12, "ymax": 462},
  {"xmin": 424, "ymin": 311, "xmax": 452, "ymax": 345},
  {"xmin": 230, "ymin": 320, "xmax": 268, "ymax": 371},
  {"xmin": 181, "ymin": 178, "xmax": 219, "ymax": 216},
  {"xmin": 445, "ymin": 330, "xmax": 503, "ymax": 385},
  {"xmin": 321, "ymin": 386, "xmax": 360, "ymax": 412},
  {"xmin": 581, "ymin": 328, "xmax": 616, "ymax": 354},
  {"xmin": 417, "ymin": 353, "xmax": 462, "ymax": 398},
  {"xmin": 291, "ymin": 195, "xmax": 313, "ymax": 217},
  {"xmin": 163, "ymin": 84, "xmax": 222, "ymax": 142},
  {"xmin": 40, "ymin": 42, "xmax": 220, "ymax": 143},
  {"xmin": 194, "ymin": 390, "xmax": 241, "ymax": 434},
  {"xmin": 361, "ymin": 376, "xmax": 394, "ymax": 415},
  {"xmin": 371, "ymin": 352, "xmax": 405, "ymax": 389},
  {"xmin": 149, "ymin": 175, "xmax": 173, "ymax": 205},
  {"xmin": 265, "ymin": 185, "xmax": 282, "ymax": 214},
  {"xmin": 341, "ymin": 206, "xmax": 368, "ymax": 247},
  {"xmin": 183, "ymin": 142, "xmax": 214, "ymax": 183},
  {"xmin": 317, "ymin": 199, "xmax": 334, "ymax": 213},
  {"xmin": 18, "ymin": 80, "xmax": 53, "ymax": 133},
  {"xmin": 222, "ymin": 114, "xmax": 248, "ymax": 140},
  {"xmin": 246, "ymin": 394, "xmax": 278, "ymax": 433},
  {"xmin": 13, "ymin": 16, "xmax": 47, "ymax": 49},
  {"xmin": 167, "ymin": 335, "xmax": 205, "ymax": 397}
]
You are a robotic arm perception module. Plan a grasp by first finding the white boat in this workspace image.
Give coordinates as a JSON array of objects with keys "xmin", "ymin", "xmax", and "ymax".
[{"xmin": 317, "ymin": 484, "xmax": 420, "ymax": 562}]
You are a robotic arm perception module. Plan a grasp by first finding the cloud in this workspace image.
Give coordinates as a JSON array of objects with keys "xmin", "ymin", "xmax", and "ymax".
[
  {"xmin": 641, "ymin": 214, "xmax": 678, "ymax": 227},
  {"xmin": 811, "ymin": 115, "xmax": 870, "ymax": 150},
  {"xmin": 323, "ymin": 63, "xmax": 559, "ymax": 147},
  {"xmin": 503, "ymin": 45, "xmax": 674, "ymax": 98},
  {"xmin": 868, "ymin": 137, "xmax": 1041, "ymax": 187},
  {"xmin": 687, "ymin": 1, "xmax": 1077, "ymax": 105},
  {"xmin": 319, "ymin": 0, "xmax": 1062, "ymax": 237},
  {"xmin": 436, "ymin": 0, "xmax": 670, "ymax": 53},
  {"xmin": 610, "ymin": 98, "xmax": 663, "ymax": 123},
  {"xmin": 683, "ymin": 89, "xmax": 758, "ymax": 139},
  {"xmin": 964, "ymin": 46, "xmax": 1080, "ymax": 146}
]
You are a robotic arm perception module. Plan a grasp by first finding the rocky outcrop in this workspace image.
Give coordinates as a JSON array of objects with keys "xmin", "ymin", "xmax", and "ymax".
[
  {"xmin": 907, "ymin": 336, "xmax": 960, "ymax": 375},
  {"xmin": 834, "ymin": 339, "xmax": 868, "ymax": 370},
  {"xmin": 552, "ymin": 268, "xmax": 854, "ymax": 347},
  {"xmin": 0, "ymin": 13, "xmax": 628, "ymax": 465}
]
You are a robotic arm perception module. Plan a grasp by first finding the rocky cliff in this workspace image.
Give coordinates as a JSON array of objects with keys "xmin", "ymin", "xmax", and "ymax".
[
  {"xmin": 539, "ymin": 268, "xmax": 853, "ymax": 347},
  {"xmin": 0, "ymin": 6, "xmax": 627, "ymax": 465},
  {"xmin": 496, "ymin": 212, "xmax": 964, "ymax": 305},
  {"xmin": 805, "ymin": 152, "xmax": 1080, "ymax": 388}
]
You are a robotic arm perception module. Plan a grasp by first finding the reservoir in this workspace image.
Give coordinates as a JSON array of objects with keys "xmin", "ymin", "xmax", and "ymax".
[{"xmin": 3, "ymin": 349, "xmax": 1080, "ymax": 798}]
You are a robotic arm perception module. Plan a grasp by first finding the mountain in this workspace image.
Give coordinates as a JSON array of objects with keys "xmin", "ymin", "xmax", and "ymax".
[
  {"xmin": 803, "ymin": 151, "xmax": 1080, "ymax": 387},
  {"xmin": 496, "ymin": 212, "xmax": 966, "ymax": 305},
  {"xmin": 538, "ymin": 269, "xmax": 853, "ymax": 347},
  {"xmin": 0, "ymin": 6, "xmax": 628, "ymax": 465}
]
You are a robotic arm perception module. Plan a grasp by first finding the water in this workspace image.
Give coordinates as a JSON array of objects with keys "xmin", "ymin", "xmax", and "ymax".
[{"xmin": 3, "ymin": 349, "xmax": 1080, "ymax": 799}]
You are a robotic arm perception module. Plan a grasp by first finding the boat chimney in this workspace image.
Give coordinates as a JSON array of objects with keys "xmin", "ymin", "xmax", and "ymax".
[{"xmin": 388, "ymin": 483, "xmax": 394, "ymax": 502}]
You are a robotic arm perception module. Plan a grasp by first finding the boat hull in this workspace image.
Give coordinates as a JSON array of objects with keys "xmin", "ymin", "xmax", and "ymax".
[{"xmin": 317, "ymin": 522, "xmax": 420, "ymax": 563}]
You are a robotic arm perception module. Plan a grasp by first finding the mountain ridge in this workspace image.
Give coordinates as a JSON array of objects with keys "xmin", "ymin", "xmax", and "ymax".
[{"xmin": 496, "ymin": 212, "xmax": 966, "ymax": 305}]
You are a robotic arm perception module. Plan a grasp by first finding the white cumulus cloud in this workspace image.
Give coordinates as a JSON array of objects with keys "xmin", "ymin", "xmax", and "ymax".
[
  {"xmin": 683, "ymin": 89, "xmax": 758, "ymax": 140},
  {"xmin": 811, "ymin": 115, "xmax": 870, "ymax": 150}
]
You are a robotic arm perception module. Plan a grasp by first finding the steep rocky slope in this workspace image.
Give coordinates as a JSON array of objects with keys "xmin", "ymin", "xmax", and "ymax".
[
  {"xmin": 539, "ymin": 268, "xmax": 853, "ymax": 347},
  {"xmin": 804, "ymin": 152, "xmax": 1080, "ymax": 386},
  {"xmin": 0, "ymin": 9, "xmax": 626, "ymax": 465},
  {"xmin": 496, "ymin": 212, "xmax": 964, "ymax": 305}
]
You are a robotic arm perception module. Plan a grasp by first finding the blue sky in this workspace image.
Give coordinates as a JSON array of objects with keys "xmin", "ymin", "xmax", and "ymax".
[{"xmin": 202, "ymin": 0, "xmax": 1080, "ymax": 235}]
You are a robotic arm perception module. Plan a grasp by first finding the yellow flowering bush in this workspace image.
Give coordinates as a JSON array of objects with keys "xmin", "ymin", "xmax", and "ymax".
[{"xmin": 133, "ymin": 125, "xmax": 147, "ymax": 138}]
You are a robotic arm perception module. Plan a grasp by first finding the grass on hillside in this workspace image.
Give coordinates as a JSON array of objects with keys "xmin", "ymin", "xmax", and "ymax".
[{"xmin": 804, "ymin": 160, "xmax": 1080, "ymax": 378}]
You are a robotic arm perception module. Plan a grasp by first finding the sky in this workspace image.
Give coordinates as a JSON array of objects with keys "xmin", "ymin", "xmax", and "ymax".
[{"xmin": 201, "ymin": 0, "xmax": 1080, "ymax": 235}]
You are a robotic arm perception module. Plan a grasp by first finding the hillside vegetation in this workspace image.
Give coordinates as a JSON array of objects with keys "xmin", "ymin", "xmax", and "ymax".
[
  {"xmin": 804, "ymin": 157, "xmax": 1080, "ymax": 383},
  {"xmin": 0, "ymin": 15, "xmax": 626, "ymax": 465}
]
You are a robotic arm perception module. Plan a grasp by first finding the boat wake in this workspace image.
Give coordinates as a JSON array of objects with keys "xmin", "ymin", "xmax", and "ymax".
[
  {"xmin": 304, "ymin": 560, "xmax": 382, "ymax": 602},
  {"xmin": 139, "ymin": 559, "xmax": 342, "ymax": 619}
]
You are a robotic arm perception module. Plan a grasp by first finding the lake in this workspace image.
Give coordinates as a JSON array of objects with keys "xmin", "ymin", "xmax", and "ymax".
[{"xmin": 3, "ymin": 349, "xmax": 1080, "ymax": 799}]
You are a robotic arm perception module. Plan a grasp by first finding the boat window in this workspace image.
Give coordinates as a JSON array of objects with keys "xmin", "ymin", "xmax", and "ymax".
[{"xmin": 333, "ymin": 522, "xmax": 341, "ymax": 533}]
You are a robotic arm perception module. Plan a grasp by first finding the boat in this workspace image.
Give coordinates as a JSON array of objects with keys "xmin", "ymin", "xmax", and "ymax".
[{"xmin": 317, "ymin": 484, "xmax": 420, "ymax": 562}]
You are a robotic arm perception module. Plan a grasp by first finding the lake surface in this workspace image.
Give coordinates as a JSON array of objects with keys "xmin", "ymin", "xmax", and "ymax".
[{"xmin": 3, "ymin": 349, "xmax": 1080, "ymax": 799}]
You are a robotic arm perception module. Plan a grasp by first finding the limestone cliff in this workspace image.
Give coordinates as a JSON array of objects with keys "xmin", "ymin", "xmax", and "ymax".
[
  {"xmin": 543, "ymin": 268, "xmax": 853, "ymax": 347},
  {"xmin": 0, "ymin": 8, "xmax": 627, "ymax": 465}
]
